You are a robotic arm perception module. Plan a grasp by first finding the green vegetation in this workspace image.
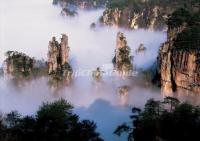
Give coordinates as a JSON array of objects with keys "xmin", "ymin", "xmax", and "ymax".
[
  {"xmin": 5, "ymin": 51, "xmax": 35, "ymax": 77},
  {"xmin": 167, "ymin": 8, "xmax": 200, "ymax": 49},
  {"xmin": 0, "ymin": 99, "xmax": 103, "ymax": 141},
  {"xmin": 167, "ymin": 8, "xmax": 192, "ymax": 28},
  {"xmin": 1, "ymin": 97, "xmax": 200, "ymax": 141},
  {"xmin": 118, "ymin": 47, "xmax": 133, "ymax": 69},
  {"xmin": 4, "ymin": 51, "xmax": 47, "ymax": 78},
  {"xmin": 112, "ymin": 46, "xmax": 133, "ymax": 71},
  {"xmin": 107, "ymin": 0, "xmax": 200, "ymax": 10},
  {"xmin": 107, "ymin": 0, "xmax": 145, "ymax": 12},
  {"xmin": 175, "ymin": 24, "xmax": 200, "ymax": 49},
  {"xmin": 115, "ymin": 97, "xmax": 200, "ymax": 141},
  {"xmin": 53, "ymin": 0, "xmax": 107, "ymax": 8},
  {"xmin": 48, "ymin": 62, "xmax": 73, "ymax": 88},
  {"xmin": 101, "ymin": 0, "xmax": 198, "ymax": 29},
  {"xmin": 61, "ymin": 7, "xmax": 78, "ymax": 16}
]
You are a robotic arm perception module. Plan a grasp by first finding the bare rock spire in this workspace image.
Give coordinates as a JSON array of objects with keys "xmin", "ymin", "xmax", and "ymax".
[
  {"xmin": 47, "ymin": 34, "xmax": 72, "ymax": 88},
  {"xmin": 48, "ymin": 34, "xmax": 70, "ymax": 74},
  {"xmin": 48, "ymin": 36, "xmax": 59, "ymax": 74},
  {"xmin": 60, "ymin": 34, "xmax": 69, "ymax": 65}
]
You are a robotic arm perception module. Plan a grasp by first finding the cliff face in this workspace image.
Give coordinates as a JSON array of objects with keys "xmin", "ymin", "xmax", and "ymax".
[
  {"xmin": 158, "ymin": 9, "xmax": 200, "ymax": 93},
  {"xmin": 100, "ymin": 0, "xmax": 200, "ymax": 30},
  {"xmin": 113, "ymin": 32, "xmax": 133, "ymax": 74},
  {"xmin": 101, "ymin": 6, "xmax": 165, "ymax": 30}
]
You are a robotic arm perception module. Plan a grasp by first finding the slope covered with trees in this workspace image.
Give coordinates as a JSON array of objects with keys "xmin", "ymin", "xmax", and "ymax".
[
  {"xmin": 115, "ymin": 97, "xmax": 200, "ymax": 141},
  {"xmin": 0, "ymin": 99, "xmax": 103, "ymax": 141}
]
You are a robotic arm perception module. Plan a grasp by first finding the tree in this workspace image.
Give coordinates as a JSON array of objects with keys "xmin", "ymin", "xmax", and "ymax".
[
  {"xmin": 163, "ymin": 96, "xmax": 180, "ymax": 112},
  {"xmin": 115, "ymin": 97, "xmax": 200, "ymax": 141},
  {"xmin": 0, "ymin": 99, "xmax": 103, "ymax": 141}
]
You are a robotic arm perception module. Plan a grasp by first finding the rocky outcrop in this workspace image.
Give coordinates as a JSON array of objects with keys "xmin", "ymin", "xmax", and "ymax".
[
  {"xmin": 135, "ymin": 43, "xmax": 146, "ymax": 53},
  {"xmin": 48, "ymin": 37, "xmax": 59, "ymax": 74},
  {"xmin": 61, "ymin": 8, "xmax": 78, "ymax": 17},
  {"xmin": 48, "ymin": 34, "xmax": 70, "ymax": 74},
  {"xmin": 48, "ymin": 34, "xmax": 72, "ymax": 87},
  {"xmin": 2, "ymin": 34, "xmax": 72, "ymax": 86},
  {"xmin": 100, "ymin": 0, "xmax": 200, "ymax": 30},
  {"xmin": 118, "ymin": 85, "xmax": 129, "ymax": 106},
  {"xmin": 157, "ymin": 8, "xmax": 200, "ymax": 93},
  {"xmin": 101, "ymin": 6, "xmax": 165, "ymax": 30},
  {"xmin": 158, "ymin": 26, "xmax": 186, "ymax": 93},
  {"xmin": 92, "ymin": 67, "xmax": 103, "ymax": 82},
  {"xmin": 3, "ymin": 51, "xmax": 35, "ymax": 77},
  {"xmin": 113, "ymin": 32, "xmax": 133, "ymax": 74}
]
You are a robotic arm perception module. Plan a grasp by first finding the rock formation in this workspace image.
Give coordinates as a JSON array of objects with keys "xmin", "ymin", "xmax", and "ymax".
[
  {"xmin": 60, "ymin": 34, "xmax": 69, "ymax": 65},
  {"xmin": 48, "ymin": 34, "xmax": 72, "ymax": 87},
  {"xmin": 92, "ymin": 67, "xmax": 103, "ymax": 82},
  {"xmin": 48, "ymin": 34, "xmax": 70, "ymax": 74},
  {"xmin": 61, "ymin": 8, "xmax": 78, "ymax": 17},
  {"xmin": 113, "ymin": 32, "xmax": 133, "ymax": 74},
  {"xmin": 48, "ymin": 37, "xmax": 59, "ymax": 74},
  {"xmin": 100, "ymin": 1, "xmax": 164, "ymax": 30},
  {"xmin": 100, "ymin": 0, "xmax": 200, "ymax": 30},
  {"xmin": 3, "ymin": 51, "xmax": 35, "ymax": 77},
  {"xmin": 90, "ymin": 22, "xmax": 96, "ymax": 29},
  {"xmin": 118, "ymin": 85, "xmax": 129, "ymax": 106},
  {"xmin": 157, "ymin": 8, "xmax": 200, "ymax": 93},
  {"xmin": 135, "ymin": 43, "xmax": 146, "ymax": 53}
]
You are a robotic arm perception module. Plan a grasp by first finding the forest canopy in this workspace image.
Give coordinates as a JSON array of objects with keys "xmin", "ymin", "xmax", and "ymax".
[
  {"xmin": 115, "ymin": 97, "xmax": 200, "ymax": 141},
  {"xmin": 0, "ymin": 99, "xmax": 103, "ymax": 141}
]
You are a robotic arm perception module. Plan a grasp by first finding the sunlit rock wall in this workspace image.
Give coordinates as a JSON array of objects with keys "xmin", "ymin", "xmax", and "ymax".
[{"xmin": 158, "ymin": 10, "xmax": 200, "ymax": 93}]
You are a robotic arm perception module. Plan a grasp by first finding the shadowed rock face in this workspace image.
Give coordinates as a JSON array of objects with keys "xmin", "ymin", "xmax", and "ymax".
[
  {"xmin": 100, "ymin": 0, "xmax": 200, "ymax": 30},
  {"xmin": 101, "ymin": 6, "xmax": 164, "ymax": 30},
  {"xmin": 157, "ymin": 8, "xmax": 200, "ymax": 93}
]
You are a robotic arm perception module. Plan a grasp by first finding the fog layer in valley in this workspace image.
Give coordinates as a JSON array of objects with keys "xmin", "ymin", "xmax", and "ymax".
[
  {"xmin": 0, "ymin": 0, "xmax": 166, "ymax": 68},
  {"xmin": 1, "ymin": 0, "xmax": 199, "ymax": 141}
]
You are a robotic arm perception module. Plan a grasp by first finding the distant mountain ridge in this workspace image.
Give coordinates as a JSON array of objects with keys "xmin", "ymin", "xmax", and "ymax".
[{"xmin": 100, "ymin": 0, "xmax": 200, "ymax": 30}]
